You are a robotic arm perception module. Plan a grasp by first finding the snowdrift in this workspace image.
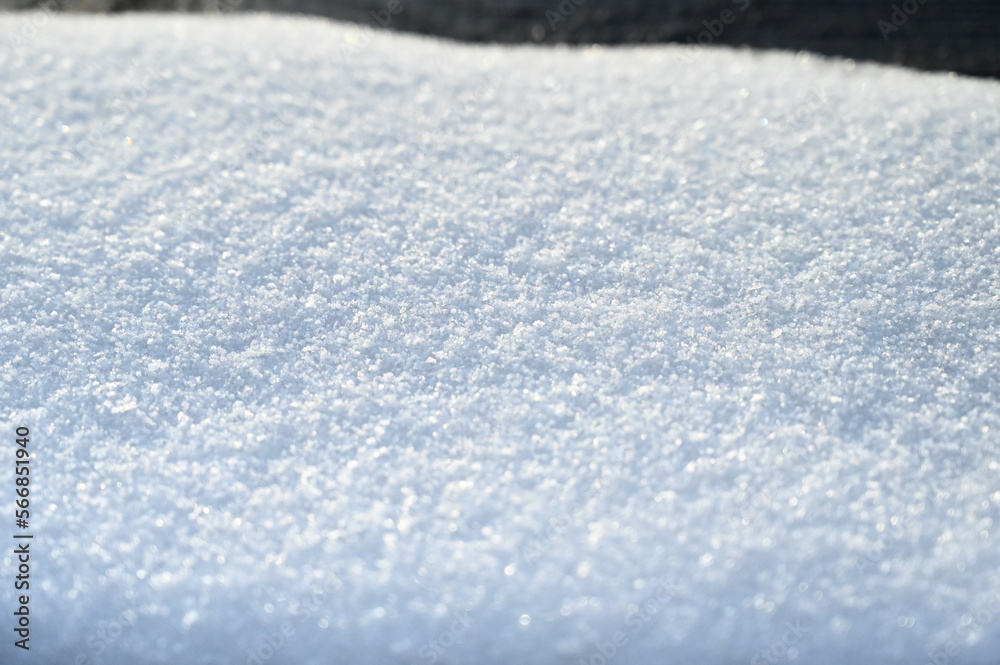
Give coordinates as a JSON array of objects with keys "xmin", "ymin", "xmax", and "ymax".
[{"xmin": 2, "ymin": 14, "xmax": 1000, "ymax": 665}]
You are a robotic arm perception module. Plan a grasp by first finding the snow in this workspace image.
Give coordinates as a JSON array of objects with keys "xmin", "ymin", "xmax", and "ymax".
[{"xmin": 2, "ymin": 12, "xmax": 1000, "ymax": 665}]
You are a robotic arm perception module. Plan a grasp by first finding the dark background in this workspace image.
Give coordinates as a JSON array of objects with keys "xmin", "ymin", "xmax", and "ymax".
[{"xmin": 4, "ymin": 0, "xmax": 1000, "ymax": 78}]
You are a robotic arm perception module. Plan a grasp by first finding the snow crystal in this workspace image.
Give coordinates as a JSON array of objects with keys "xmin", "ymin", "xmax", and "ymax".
[{"xmin": 1, "ymin": 13, "xmax": 1000, "ymax": 665}]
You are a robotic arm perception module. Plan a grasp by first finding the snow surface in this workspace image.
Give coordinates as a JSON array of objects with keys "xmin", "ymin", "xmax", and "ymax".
[{"xmin": 2, "ymin": 13, "xmax": 1000, "ymax": 665}]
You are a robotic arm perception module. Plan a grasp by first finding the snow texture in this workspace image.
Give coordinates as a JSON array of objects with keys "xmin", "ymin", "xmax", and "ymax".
[{"xmin": 2, "ymin": 13, "xmax": 1000, "ymax": 665}]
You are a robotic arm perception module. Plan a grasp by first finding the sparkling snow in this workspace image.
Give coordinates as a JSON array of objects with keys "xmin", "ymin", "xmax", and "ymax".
[{"xmin": 2, "ymin": 13, "xmax": 1000, "ymax": 665}]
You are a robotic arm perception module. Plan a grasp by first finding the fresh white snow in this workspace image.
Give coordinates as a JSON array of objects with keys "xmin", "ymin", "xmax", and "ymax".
[{"xmin": 2, "ymin": 13, "xmax": 1000, "ymax": 665}]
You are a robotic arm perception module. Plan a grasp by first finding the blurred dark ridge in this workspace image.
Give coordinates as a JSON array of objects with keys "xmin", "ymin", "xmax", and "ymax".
[{"xmin": 4, "ymin": 0, "xmax": 1000, "ymax": 78}]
